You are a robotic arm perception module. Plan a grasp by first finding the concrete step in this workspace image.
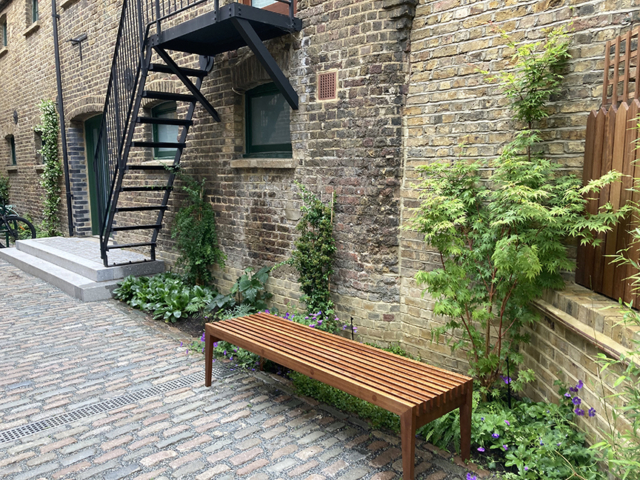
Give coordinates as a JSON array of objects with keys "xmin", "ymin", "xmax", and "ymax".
[
  {"xmin": 15, "ymin": 238, "xmax": 164, "ymax": 282},
  {"xmin": 0, "ymin": 248, "xmax": 121, "ymax": 302}
]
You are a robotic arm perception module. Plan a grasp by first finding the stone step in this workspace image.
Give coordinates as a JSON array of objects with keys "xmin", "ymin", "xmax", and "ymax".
[
  {"xmin": 0, "ymin": 248, "xmax": 121, "ymax": 302},
  {"xmin": 15, "ymin": 238, "xmax": 164, "ymax": 282}
]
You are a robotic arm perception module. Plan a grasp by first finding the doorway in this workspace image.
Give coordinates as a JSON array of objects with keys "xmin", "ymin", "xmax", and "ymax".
[{"xmin": 84, "ymin": 115, "xmax": 107, "ymax": 236}]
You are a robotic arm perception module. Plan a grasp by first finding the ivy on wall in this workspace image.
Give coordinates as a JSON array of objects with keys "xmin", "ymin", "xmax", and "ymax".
[{"xmin": 35, "ymin": 100, "xmax": 63, "ymax": 237}]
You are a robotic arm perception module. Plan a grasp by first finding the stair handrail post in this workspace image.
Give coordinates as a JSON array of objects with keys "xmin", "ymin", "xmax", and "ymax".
[
  {"xmin": 155, "ymin": 0, "xmax": 162, "ymax": 34},
  {"xmin": 289, "ymin": 0, "xmax": 294, "ymax": 26},
  {"xmin": 214, "ymin": 0, "xmax": 219, "ymax": 15}
]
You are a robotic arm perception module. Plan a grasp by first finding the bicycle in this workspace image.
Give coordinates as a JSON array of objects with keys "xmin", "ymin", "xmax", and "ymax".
[{"xmin": 0, "ymin": 202, "xmax": 36, "ymax": 248}]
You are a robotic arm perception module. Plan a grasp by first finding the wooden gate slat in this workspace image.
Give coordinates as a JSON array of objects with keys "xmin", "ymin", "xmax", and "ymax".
[
  {"xmin": 603, "ymin": 102, "xmax": 629, "ymax": 297},
  {"xmin": 603, "ymin": 40, "xmax": 611, "ymax": 106},
  {"xmin": 626, "ymin": 106, "xmax": 640, "ymax": 305},
  {"xmin": 592, "ymin": 107, "xmax": 615, "ymax": 291}
]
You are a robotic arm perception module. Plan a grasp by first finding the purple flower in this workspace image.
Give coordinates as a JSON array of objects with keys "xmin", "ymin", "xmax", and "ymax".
[
  {"xmin": 265, "ymin": 309, "xmax": 270, "ymax": 314},
  {"xmin": 180, "ymin": 342, "xmax": 183, "ymax": 347},
  {"xmin": 229, "ymin": 356, "xmax": 233, "ymax": 361},
  {"xmin": 576, "ymin": 380, "xmax": 584, "ymax": 390},
  {"xmin": 539, "ymin": 440, "xmax": 544, "ymax": 446},
  {"xmin": 588, "ymin": 408, "xmax": 596, "ymax": 417},
  {"xmin": 501, "ymin": 376, "xmax": 512, "ymax": 385},
  {"xmin": 342, "ymin": 325, "xmax": 347, "ymax": 330},
  {"xmin": 524, "ymin": 466, "xmax": 529, "ymax": 471},
  {"xmin": 353, "ymin": 327, "xmax": 358, "ymax": 332},
  {"xmin": 477, "ymin": 447, "xmax": 485, "ymax": 452},
  {"xmin": 502, "ymin": 445, "xmax": 508, "ymax": 451},
  {"xmin": 564, "ymin": 392, "xmax": 572, "ymax": 398},
  {"xmin": 481, "ymin": 417, "xmax": 485, "ymax": 422},
  {"xmin": 572, "ymin": 397, "xmax": 581, "ymax": 406},
  {"xmin": 213, "ymin": 342, "xmax": 218, "ymax": 348},
  {"xmin": 466, "ymin": 474, "xmax": 477, "ymax": 480},
  {"xmin": 569, "ymin": 387, "xmax": 578, "ymax": 393},
  {"xmin": 318, "ymin": 320, "xmax": 323, "ymax": 325},
  {"xmin": 574, "ymin": 408, "xmax": 585, "ymax": 416},
  {"xmin": 310, "ymin": 324, "xmax": 316, "ymax": 328},
  {"xmin": 223, "ymin": 350, "xmax": 227, "ymax": 356},
  {"xmin": 492, "ymin": 433, "xmax": 500, "ymax": 439},
  {"xmin": 505, "ymin": 420, "xmax": 510, "ymax": 426}
]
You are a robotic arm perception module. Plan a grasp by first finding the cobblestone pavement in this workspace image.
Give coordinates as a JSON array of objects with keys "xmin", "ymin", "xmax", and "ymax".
[{"xmin": 0, "ymin": 260, "xmax": 474, "ymax": 480}]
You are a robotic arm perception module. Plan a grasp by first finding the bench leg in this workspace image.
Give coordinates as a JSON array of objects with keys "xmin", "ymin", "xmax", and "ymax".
[
  {"xmin": 205, "ymin": 328, "xmax": 216, "ymax": 388},
  {"xmin": 460, "ymin": 381, "xmax": 473, "ymax": 462},
  {"xmin": 401, "ymin": 408, "xmax": 417, "ymax": 480}
]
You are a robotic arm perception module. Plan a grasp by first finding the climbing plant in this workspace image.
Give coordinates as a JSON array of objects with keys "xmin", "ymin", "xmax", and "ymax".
[
  {"xmin": 291, "ymin": 183, "xmax": 337, "ymax": 330},
  {"xmin": 410, "ymin": 27, "xmax": 629, "ymax": 395},
  {"xmin": 0, "ymin": 174, "xmax": 9, "ymax": 205},
  {"xmin": 171, "ymin": 171, "xmax": 225, "ymax": 286},
  {"xmin": 34, "ymin": 100, "xmax": 63, "ymax": 237}
]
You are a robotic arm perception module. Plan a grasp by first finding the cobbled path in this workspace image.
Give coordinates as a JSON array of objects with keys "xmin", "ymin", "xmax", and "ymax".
[{"xmin": 0, "ymin": 260, "xmax": 471, "ymax": 480}]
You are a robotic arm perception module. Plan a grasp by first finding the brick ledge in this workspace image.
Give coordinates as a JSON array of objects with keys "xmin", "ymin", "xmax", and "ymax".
[
  {"xmin": 231, "ymin": 158, "xmax": 296, "ymax": 169},
  {"xmin": 23, "ymin": 22, "xmax": 40, "ymax": 37},
  {"xmin": 532, "ymin": 298, "xmax": 637, "ymax": 363},
  {"xmin": 0, "ymin": 47, "xmax": 7, "ymax": 58}
]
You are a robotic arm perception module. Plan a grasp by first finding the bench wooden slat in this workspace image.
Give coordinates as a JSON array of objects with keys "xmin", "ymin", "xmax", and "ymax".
[
  {"xmin": 229, "ymin": 316, "xmax": 453, "ymax": 400},
  {"xmin": 219, "ymin": 320, "xmax": 431, "ymax": 405},
  {"xmin": 251, "ymin": 313, "xmax": 468, "ymax": 386},
  {"xmin": 204, "ymin": 313, "xmax": 473, "ymax": 480},
  {"xmin": 206, "ymin": 320, "xmax": 416, "ymax": 414}
]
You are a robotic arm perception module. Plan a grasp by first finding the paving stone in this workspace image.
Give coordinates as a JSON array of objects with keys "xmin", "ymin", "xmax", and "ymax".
[
  {"xmin": 51, "ymin": 461, "xmax": 92, "ymax": 479},
  {"xmin": 172, "ymin": 459, "xmax": 207, "ymax": 477},
  {"xmin": 141, "ymin": 450, "xmax": 178, "ymax": 467},
  {"xmin": 59, "ymin": 447, "xmax": 97, "ymax": 467},
  {"xmin": 229, "ymin": 446, "xmax": 263, "ymax": 466},
  {"xmin": 336, "ymin": 467, "xmax": 371, "ymax": 480},
  {"xmin": 289, "ymin": 460, "xmax": 319, "ymax": 476},
  {"xmin": 104, "ymin": 463, "xmax": 142, "ymax": 480},
  {"xmin": 268, "ymin": 457, "xmax": 299, "ymax": 473},
  {"xmin": 322, "ymin": 460, "xmax": 349, "ymax": 476},
  {"xmin": 196, "ymin": 464, "xmax": 231, "ymax": 480},
  {"xmin": 156, "ymin": 430, "xmax": 194, "ymax": 448}
]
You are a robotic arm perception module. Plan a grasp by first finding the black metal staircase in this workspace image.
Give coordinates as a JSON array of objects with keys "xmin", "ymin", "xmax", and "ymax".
[{"xmin": 93, "ymin": 0, "xmax": 301, "ymax": 266}]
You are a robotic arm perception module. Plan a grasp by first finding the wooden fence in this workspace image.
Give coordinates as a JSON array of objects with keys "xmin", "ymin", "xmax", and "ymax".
[{"xmin": 575, "ymin": 28, "xmax": 640, "ymax": 305}]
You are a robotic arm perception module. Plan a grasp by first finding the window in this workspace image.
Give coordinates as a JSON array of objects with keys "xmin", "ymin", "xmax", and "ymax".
[
  {"xmin": 31, "ymin": 0, "xmax": 38, "ymax": 23},
  {"xmin": 151, "ymin": 102, "xmax": 178, "ymax": 159},
  {"xmin": 1, "ymin": 16, "xmax": 7, "ymax": 47},
  {"xmin": 245, "ymin": 83, "xmax": 291, "ymax": 158},
  {"xmin": 8, "ymin": 136, "xmax": 16, "ymax": 165},
  {"xmin": 34, "ymin": 131, "xmax": 42, "ymax": 163}
]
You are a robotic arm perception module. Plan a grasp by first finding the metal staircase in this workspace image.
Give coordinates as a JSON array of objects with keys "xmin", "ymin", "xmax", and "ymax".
[{"xmin": 93, "ymin": 0, "xmax": 301, "ymax": 267}]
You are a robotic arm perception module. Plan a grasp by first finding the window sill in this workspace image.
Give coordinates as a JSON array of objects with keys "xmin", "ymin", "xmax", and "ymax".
[
  {"xmin": 140, "ymin": 159, "xmax": 173, "ymax": 171},
  {"xmin": 23, "ymin": 22, "xmax": 40, "ymax": 37},
  {"xmin": 61, "ymin": 0, "xmax": 80, "ymax": 9},
  {"xmin": 6, "ymin": 166, "xmax": 18, "ymax": 173},
  {"xmin": 231, "ymin": 158, "xmax": 296, "ymax": 169},
  {"xmin": 35, "ymin": 165, "xmax": 45, "ymax": 174},
  {"xmin": 0, "ymin": 47, "xmax": 7, "ymax": 59}
]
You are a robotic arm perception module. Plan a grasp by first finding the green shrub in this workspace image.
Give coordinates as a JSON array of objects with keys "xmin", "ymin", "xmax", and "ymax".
[
  {"xmin": 34, "ymin": 100, "xmax": 63, "ymax": 237},
  {"xmin": 171, "ymin": 173, "xmax": 225, "ymax": 285},
  {"xmin": 410, "ymin": 26, "xmax": 628, "ymax": 394},
  {"xmin": 0, "ymin": 175, "xmax": 9, "ymax": 205},
  {"xmin": 207, "ymin": 266, "xmax": 275, "ymax": 317},
  {"xmin": 113, "ymin": 273, "xmax": 215, "ymax": 323}
]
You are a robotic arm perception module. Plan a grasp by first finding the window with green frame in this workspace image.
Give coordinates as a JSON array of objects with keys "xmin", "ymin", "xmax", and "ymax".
[
  {"xmin": 1, "ymin": 16, "xmax": 7, "ymax": 47},
  {"xmin": 8, "ymin": 136, "xmax": 16, "ymax": 165},
  {"xmin": 151, "ymin": 102, "xmax": 178, "ymax": 159},
  {"xmin": 245, "ymin": 83, "xmax": 292, "ymax": 158},
  {"xmin": 31, "ymin": 0, "xmax": 38, "ymax": 23}
]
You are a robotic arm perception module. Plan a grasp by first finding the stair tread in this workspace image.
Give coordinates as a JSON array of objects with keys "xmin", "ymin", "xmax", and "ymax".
[
  {"xmin": 127, "ymin": 164, "xmax": 177, "ymax": 171},
  {"xmin": 106, "ymin": 242, "xmax": 157, "ymax": 250},
  {"xmin": 132, "ymin": 141, "xmax": 186, "ymax": 148},
  {"xmin": 115, "ymin": 206, "xmax": 168, "ymax": 212},
  {"xmin": 137, "ymin": 117, "xmax": 193, "ymax": 126},
  {"xmin": 142, "ymin": 90, "xmax": 197, "ymax": 102},
  {"xmin": 112, "ymin": 224, "xmax": 163, "ymax": 231},
  {"xmin": 121, "ymin": 185, "xmax": 172, "ymax": 191},
  {"xmin": 148, "ymin": 63, "xmax": 207, "ymax": 77}
]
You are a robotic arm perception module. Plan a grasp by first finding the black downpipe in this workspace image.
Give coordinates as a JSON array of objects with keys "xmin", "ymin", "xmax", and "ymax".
[{"xmin": 51, "ymin": 0, "xmax": 74, "ymax": 236}]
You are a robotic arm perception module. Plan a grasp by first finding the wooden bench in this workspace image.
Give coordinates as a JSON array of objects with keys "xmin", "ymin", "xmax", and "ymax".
[{"xmin": 204, "ymin": 313, "xmax": 472, "ymax": 480}]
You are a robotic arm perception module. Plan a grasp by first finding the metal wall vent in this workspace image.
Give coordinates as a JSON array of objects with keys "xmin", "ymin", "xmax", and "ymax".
[
  {"xmin": 318, "ymin": 72, "xmax": 337, "ymax": 101},
  {"xmin": 0, "ymin": 364, "xmax": 237, "ymax": 444}
]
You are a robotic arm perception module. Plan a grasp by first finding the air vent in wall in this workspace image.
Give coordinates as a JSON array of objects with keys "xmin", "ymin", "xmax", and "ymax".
[{"xmin": 318, "ymin": 72, "xmax": 337, "ymax": 101}]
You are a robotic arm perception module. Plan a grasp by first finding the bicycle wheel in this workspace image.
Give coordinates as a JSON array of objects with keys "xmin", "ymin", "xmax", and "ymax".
[{"xmin": 0, "ymin": 216, "xmax": 36, "ymax": 248}]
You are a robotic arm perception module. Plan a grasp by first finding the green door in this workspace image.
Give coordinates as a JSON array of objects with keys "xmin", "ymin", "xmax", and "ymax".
[{"xmin": 85, "ymin": 115, "xmax": 106, "ymax": 236}]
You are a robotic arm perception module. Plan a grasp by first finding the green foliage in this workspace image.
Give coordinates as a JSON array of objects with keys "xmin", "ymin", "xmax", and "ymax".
[
  {"xmin": 0, "ymin": 175, "xmax": 9, "ymax": 205},
  {"xmin": 410, "ymin": 27, "xmax": 629, "ymax": 393},
  {"xmin": 34, "ymin": 100, "xmax": 63, "ymax": 237},
  {"xmin": 419, "ymin": 391, "xmax": 601, "ymax": 480},
  {"xmin": 591, "ymin": 210, "xmax": 640, "ymax": 479},
  {"xmin": 291, "ymin": 183, "xmax": 337, "ymax": 325},
  {"xmin": 207, "ymin": 266, "xmax": 274, "ymax": 316},
  {"xmin": 113, "ymin": 273, "xmax": 215, "ymax": 323},
  {"xmin": 171, "ymin": 172, "xmax": 225, "ymax": 285}
]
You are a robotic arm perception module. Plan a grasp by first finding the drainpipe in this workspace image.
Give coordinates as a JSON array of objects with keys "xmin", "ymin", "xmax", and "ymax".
[{"xmin": 51, "ymin": 0, "xmax": 74, "ymax": 236}]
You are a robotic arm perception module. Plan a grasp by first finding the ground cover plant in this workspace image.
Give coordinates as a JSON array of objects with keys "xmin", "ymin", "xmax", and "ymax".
[
  {"xmin": 113, "ymin": 273, "xmax": 215, "ymax": 323},
  {"xmin": 0, "ymin": 175, "xmax": 9, "ymax": 205},
  {"xmin": 410, "ymin": 26, "xmax": 628, "ymax": 396}
]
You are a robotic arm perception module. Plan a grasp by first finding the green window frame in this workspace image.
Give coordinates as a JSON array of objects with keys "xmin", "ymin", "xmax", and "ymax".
[
  {"xmin": 245, "ymin": 83, "xmax": 292, "ymax": 158},
  {"xmin": 151, "ymin": 102, "xmax": 178, "ymax": 159},
  {"xmin": 1, "ymin": 17, "xmax": 7, "ymax": 47},
  {"xmin": 9, "ymin": 136, "xmax": 16, "ymax": 165},
  {"xmin": 31, "ymin": 0, "xmax": 38, "ymax": 23}
]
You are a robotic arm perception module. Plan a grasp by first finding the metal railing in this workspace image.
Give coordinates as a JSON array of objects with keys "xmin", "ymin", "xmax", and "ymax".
[{"xmin": 93, "ymin": 0, "xmax": 295, "ymax": 259}]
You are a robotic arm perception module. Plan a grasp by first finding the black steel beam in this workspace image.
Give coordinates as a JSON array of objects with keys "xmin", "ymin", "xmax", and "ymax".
[
  {"xmin": 153, "ymin": 47, "xmax": 221, "ymax": 122},
  {"xmin": 230, "ymin": 17, "xmax": 298, "ymax": 110}
]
